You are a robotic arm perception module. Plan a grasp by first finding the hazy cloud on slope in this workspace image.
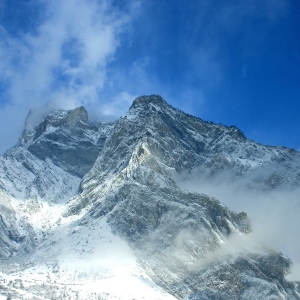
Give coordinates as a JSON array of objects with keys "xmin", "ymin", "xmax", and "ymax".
[{"xmin": 175, "ymin": 171, "xmax": 300, "ymax": 280}]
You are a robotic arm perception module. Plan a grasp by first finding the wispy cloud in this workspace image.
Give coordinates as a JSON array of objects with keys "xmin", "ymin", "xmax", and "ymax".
[{"xmin": 0, "ymin": 0, "xmax": 137, "ymax": 153}]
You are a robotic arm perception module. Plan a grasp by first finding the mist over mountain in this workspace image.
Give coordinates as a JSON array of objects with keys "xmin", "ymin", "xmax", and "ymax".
[{"xmin": 0, "ymin": 95, "xmax": 300, "ymax": 299}]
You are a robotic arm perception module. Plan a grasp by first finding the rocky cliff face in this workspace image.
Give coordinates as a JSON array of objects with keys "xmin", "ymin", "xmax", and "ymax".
[
  {"xmin": 0, "ymin": 106, "xmax": 114, "ymax": 259},
  {"xmin": 0, "ymin": 95, "xmax": 299, "ymax": 299},
  {"xmin": 18, "ymin": 106, "xmax": 114, "ymax": 177}
]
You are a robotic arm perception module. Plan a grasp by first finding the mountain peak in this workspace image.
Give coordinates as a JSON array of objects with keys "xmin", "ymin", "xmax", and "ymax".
[
  {"xmin": 65, "ymin": 106, "xmax": 88, "ymax": 126},
  {"xmin": 130, "ymin": 94, "xmax": 167, "ymax": 110},
  {"xmin": 19, "ymin": 106, "xmax": 89, "ymax": 145},
  {"xmin": 45, "ymin": 106, "xmax": 88, "ymax": 127},
  {"xmin": 2, "ymin": 94, "xmax": 300, "ymax": 299}
]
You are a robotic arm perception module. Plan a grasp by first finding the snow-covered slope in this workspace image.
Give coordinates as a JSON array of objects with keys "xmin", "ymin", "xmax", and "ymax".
[
  {"xmin": 0, "ymin": 190, "xmax": 36, "ymax": 258},
  {"xmin": 0, "ymin": 216, "xmax": 176, "ymax": 300},
  {"xmin": 0, "ymin": 107, "xmax": 114, "ymax": 259},
  {"xmin": 0, "ymin": 95, "xmax": 300, "ymax": 299}
]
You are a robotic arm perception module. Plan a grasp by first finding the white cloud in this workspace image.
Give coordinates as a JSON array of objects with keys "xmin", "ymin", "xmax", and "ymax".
[
  {"xmin": 0, "ymin": 0, "xmax": 135, "ymax": 153},
  {"xmin": 101, "ymin": 92, "xmax": 134, "ymax": 117}
]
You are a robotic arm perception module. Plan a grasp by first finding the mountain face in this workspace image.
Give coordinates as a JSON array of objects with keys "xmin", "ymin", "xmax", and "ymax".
[{"xmin": 0, "ymin": 95, "xmax": 300, "ymax": 299}]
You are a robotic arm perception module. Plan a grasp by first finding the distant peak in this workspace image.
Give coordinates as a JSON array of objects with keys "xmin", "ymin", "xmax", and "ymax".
[
  {"xmin": 66, "ymin": 106, "xmax": 88, "ymax": 125},
  {"xmin": 20, "ymin": 106, "xmax": 89, "ymax": 145},
  {"xmin": 130, "ymin": 95, "xmax": 167, "ymax": 110},
  {"xmin": 36, "ymin": 106, "xmax": 88, "ymax": 129}
]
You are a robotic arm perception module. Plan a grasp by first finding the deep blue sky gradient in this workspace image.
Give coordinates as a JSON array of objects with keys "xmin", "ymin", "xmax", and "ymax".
[
  {"xmin": 0, "ymin": 0, "xmax": 299, "ymax": 151},
  {"xmin": 111, "ymin": 0, "xmax": 300, "ymax": 149}
]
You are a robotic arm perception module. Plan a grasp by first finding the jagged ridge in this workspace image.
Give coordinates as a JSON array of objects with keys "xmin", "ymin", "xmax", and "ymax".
[{"xmin": 0, "ymin": 95, "xmax": 299, "ymax": 299}]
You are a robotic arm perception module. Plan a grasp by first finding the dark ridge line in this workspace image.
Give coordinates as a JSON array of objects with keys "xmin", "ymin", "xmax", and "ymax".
[{"xmin": 131, "ymin": 94, "xmax": 247, "ymax": 137}]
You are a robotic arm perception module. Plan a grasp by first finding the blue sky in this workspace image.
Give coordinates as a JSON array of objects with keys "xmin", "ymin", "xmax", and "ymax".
[{"xmin": 0, "ymin": 0, "xmax": 299, "ymax": 153}]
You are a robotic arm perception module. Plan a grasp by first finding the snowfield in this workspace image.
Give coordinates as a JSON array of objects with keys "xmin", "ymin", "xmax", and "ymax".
[{"xmin": 0, "ymin": 217, "xmax": 176, "ymax": 299}]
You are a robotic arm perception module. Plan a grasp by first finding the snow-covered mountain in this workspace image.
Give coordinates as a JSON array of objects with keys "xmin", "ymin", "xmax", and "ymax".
[{"xmin": 0, "ymin": 95, "xmax": 300, "ymax": 299}]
